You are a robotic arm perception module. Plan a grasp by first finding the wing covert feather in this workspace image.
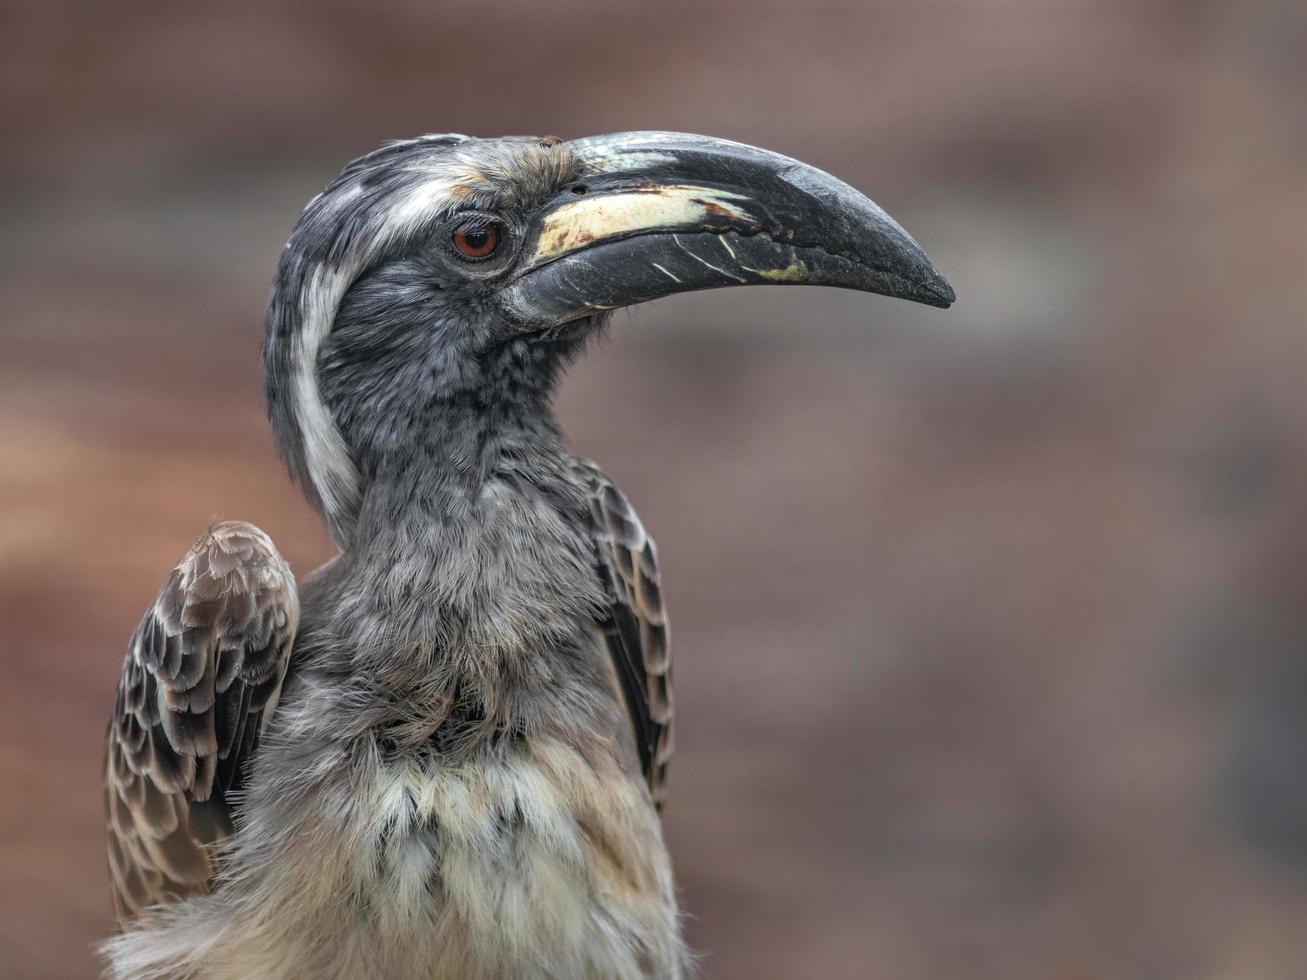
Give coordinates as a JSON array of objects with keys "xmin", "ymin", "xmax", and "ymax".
[
  {"xmin": 571, "ymin": 458, "xmax": 673, "ymax": 804},
  {"xmin": 104, "ymin": 521, "xmax": 298, "ymax": 925}
]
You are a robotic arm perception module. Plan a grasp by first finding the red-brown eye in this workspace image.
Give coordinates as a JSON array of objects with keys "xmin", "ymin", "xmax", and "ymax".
[{"xmin": 452, "ymin": 220, "xmax": 501, "ymax": 259}]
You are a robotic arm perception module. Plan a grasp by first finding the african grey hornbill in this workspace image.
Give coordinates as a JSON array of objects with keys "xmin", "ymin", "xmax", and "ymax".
[{"xmin": 101, "ymin": 132, "xmax": 953, "ymax": 979}]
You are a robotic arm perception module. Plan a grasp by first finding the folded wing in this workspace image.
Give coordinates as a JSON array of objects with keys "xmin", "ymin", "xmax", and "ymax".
[
  {"xmin": 104, "ymin": 521, "xmax": 298, "ymax": 925},
  {"xmin": 571, "ymin": 458, "xmax": 674, "ymax": 805}
]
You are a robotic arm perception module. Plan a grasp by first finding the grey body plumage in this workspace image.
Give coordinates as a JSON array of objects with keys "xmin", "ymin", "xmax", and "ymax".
[{"xmin": 101, "ymin": 132, "xmax": 951, "ymax": 978}]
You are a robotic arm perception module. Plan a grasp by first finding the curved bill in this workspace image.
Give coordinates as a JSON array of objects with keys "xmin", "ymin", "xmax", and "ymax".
[{"xmin": 500, "ymin": 131, "xmax": 954, "ymax": 329}]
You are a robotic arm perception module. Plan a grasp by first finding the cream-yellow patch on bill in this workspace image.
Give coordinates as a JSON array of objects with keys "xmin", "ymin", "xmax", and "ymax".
[{"xmin": 529, "ymin": 185, "xmax": 755, "ymax": 266}]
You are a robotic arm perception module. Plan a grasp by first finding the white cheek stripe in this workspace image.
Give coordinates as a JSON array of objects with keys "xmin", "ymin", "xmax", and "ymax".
[
  {"xmin": 293, "ymin": 264, "xmax": 358, "ymax": 536},
  {"xmin": 528, "ymin": 185, "xmax": 754, "ymax": 266},
  {"xmin": 290, "ymin": 175, "xmax": 459, "ymax": 544}
]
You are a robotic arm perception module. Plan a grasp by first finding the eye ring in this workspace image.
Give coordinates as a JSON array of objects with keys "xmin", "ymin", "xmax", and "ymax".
[{"xmin": 451, "ymin": 219, "xmax": 502, "ymax": 260}]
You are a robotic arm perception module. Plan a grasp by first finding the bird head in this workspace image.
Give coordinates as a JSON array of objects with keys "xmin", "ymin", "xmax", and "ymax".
[{"xmin": 265, "ymin": 132, "xmax": 954, "ymax": 546}]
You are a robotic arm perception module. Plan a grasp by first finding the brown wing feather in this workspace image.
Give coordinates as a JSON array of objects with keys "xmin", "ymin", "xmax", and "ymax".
[
  {"xmin": 571, "ymin": 457, "xmax": 673, "ymax": 805},
  {"xmin": 104, "ymin": 521, "xmax": 298, "ymax": 925}
]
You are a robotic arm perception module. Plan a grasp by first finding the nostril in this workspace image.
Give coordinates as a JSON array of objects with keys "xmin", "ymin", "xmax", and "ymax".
[{"xmin": 570, "ymin": 184, "xmax": 588, "ymax": 196}]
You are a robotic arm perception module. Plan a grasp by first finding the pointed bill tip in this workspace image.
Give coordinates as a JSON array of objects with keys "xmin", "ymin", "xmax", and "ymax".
[{"xmin": 921, "ymin": 273, "xmax": 956, "ymax": 308}]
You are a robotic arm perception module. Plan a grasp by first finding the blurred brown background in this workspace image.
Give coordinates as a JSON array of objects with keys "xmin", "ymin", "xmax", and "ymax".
[{"xmin": 3, "ymin": 1, "xmax": 1306, "ymax": 977}]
